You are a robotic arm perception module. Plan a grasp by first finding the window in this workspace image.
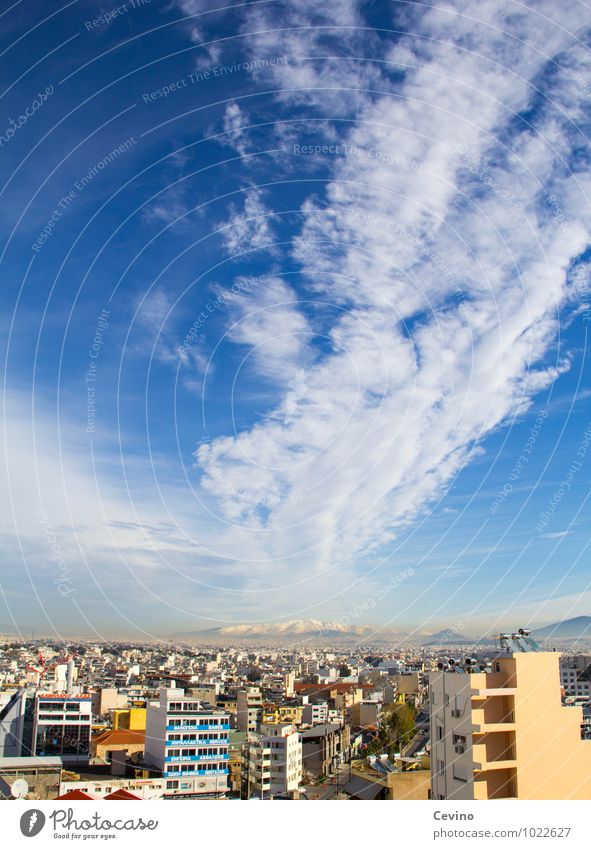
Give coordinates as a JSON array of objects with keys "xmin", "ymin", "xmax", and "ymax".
[
  {"xmin": 166, "ymin": 780, "xmax": 179, "ymax": 789},
  {"xmin": 438, "ymin": 759, "xmax": 445, "ymax": 776},
  {"xmin": 453, "ymin": 734, "xmax": 466, "ymax": 747},
  {"xmin": 453, "ymin": 766, "xmax": 468, "ymax": 782},
  {"xmin": 169, "ymin": 702, "xmax": 182, "ymax": 711},
  {"xmin": 437, "ymin": 725, "xmax": 443, "ymax": 741}
]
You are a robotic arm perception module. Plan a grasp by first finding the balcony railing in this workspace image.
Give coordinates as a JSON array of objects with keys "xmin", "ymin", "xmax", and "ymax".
[
  {"xmin": 471, "ymin": 721, "xmax": 516, "ymax": 734},
  {"xmin": 165, "ymin": 753, "xmax": 229, "ymax": 762},
  {"xmin": 163, "ymin": 768, "xmax": 229, "ymax": 777},
  {"xmin": 166, "ymin": 723, "xmax": 231, "ymax": 731}
]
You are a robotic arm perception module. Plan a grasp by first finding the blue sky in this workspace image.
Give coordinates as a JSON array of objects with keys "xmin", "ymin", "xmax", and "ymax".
[{"xmin": 1, "ymin": 0, "xmax": 590, "ymax": 639}]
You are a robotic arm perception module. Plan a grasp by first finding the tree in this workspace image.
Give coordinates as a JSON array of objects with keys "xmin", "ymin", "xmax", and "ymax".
[
  {"xmin": 386, "ymin": 703, "xmax": 416, "ymax": 748},
  {"xmin": 338, "ymin": 664, "xmax": 351, "ymax": 678},
  {"xmin": 246, "ymin": 667, "xmax": 261, "ymax": 682},
  {"xmin": 366, "ymin": 703, "xmax": 416, "ymax": 756}
]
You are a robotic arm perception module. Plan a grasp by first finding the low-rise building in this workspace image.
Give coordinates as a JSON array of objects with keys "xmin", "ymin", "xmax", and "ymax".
[{"xmin": 301, "ymin": 722, "xmax": 350, "ymax": 779}]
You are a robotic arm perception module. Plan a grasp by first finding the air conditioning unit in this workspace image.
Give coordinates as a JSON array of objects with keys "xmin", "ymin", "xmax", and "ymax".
[
  {"xmin": 450, "ymin": 709, "xmax": 461, "ymax": 717},
  {"xmin": 454, "ymin": 745, "xmax": 465, "ymax": 754}
]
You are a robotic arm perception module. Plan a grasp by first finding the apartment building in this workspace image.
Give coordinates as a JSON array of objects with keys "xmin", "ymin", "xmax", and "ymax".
[
  {"xmin": 30, "ymin": 693, "xmax": 92, "ymax": 762},
  {"xmin": 144, "ymin": 687, "xmax": 230, "ymax": 798},
  {"xmin": 236, "ymin": 686, "xmax": 262, "ymax": 733},
  {"xmin": 350, "ymin": 699, "xmax": 382, "ymax": 730},
  {"xmin": 302, "ymin": 701, "xmax": 328, "ymax": 725},
  {"xmin": 430, "ymin": 635, "xmax": 591, "ymax": 800},
  {"xmin": 262, "ymin": 704, "xmax": 304, "ymax": 725},
  {"xmin": 560, "ymin": 656, "xmax": 591, "ymax": 699},
  {"xmin": 247, "ymin": 722, "xmax": 302, "ymax": 798},
  {"xmin": 301, "ymin": 723, "xmax": 350, "ymax": 778}
]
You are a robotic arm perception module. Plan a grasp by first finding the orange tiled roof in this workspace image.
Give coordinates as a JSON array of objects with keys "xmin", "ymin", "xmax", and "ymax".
[{"xmin": 93, "ymin": 728, "xmax": 145, "ymax": 746}]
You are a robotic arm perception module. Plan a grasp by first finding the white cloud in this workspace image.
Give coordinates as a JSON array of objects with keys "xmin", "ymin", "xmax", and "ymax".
[
  {"xmin": 193, "ymin": 0, "xmax": 591, "ymax": 588},
  {"xmin": 218, "ymin": 187, "xmax": 277, "ymax": 256},
  {"xmin": 221, "ymin": 102, "xmax": 248, "ymax": 155}
]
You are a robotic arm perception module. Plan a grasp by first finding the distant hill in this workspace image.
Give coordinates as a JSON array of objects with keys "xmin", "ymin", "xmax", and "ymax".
[
  {"xmin": 533, "ymin": 616, "xmax": 591, "ymax": 641},
  {"xmin": 423, "ymin": 629, "xmax": 474, "ymax": 646}
]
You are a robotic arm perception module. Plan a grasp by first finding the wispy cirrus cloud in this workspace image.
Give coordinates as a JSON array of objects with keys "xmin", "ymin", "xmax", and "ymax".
[{"xmin": 193, "ymin": 0, "xmax": 591, "ymax": 586}]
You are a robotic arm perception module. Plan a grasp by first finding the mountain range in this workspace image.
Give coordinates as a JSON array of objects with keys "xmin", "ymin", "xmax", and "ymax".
[
  {"xmin": 174, "ymin": 616, "xmax": 591, "ymax": 645},
  {"xmin": 532, "ymin": 616, "xmax": 591, "ymax": 641}
]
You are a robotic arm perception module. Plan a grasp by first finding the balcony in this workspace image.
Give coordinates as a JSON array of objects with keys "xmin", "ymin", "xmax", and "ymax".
[
  {"xmin": 473, "ymin": 757, "xmax": 517, "ymax": 771},
  {"xmin": 166, "ymin": 723, "xmax": 231, "ymax": 731},
  {"xmin": 471, "ymin": 687, "xmax": 517, "ymax": 700},
  {"xmin": 472, "ymin": 722, "xmax": 515, "ymax": 734},
  {"xmin": 165, "ymin": 753, "xmax": 229, "ymax": 762},
  {"xmin": 473, "ymin": 767, "xmax": 517, "ymax": 800},
  {"xmin": 473, "ymin": 730, "xmax": 516, "ymax": 773},
  {"xmin": 163, "ymin": 768, "xmax": 229, "ymax": 778}
]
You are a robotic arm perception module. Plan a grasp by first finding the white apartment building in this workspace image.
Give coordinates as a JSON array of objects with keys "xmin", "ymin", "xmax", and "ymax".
[
  {"xmin": 144, "ymin": 687, "xmax": 230, "ymax": 798},
  {"xmin": 237, "ymin": 686, "xmax": 262, "ymax": 732},
  {"xmin": 302, "ymin": 701, "xmax": 328, "ymax": 725},
  {"xmin": 248, "ymin": 722, "xmax": 302, "ymax": 798},
  {"xmin": 31, "ymin": 693, "xmax": 92, "ymax": 762}
]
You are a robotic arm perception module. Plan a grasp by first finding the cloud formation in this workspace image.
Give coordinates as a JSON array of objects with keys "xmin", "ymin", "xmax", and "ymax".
[{"xmin": 195, "ymin": 0, "xmax": 591, "ymax": 585}]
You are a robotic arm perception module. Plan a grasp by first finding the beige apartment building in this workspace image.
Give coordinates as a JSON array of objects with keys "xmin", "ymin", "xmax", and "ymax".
[{"xmin": 430, "ymin": 640, "xmax": 591, "ymax": 800}]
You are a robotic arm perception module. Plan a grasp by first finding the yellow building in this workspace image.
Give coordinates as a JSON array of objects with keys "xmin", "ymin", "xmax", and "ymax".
[
  {"xmin": 111, "ymin": 708, "xmax": 146, "ymax": 731},
  {"xmin": 430, "ymin": 638, "xmax": 591, "ymax": 800},
  {"xmin": 261, "ymin": 705, "xmax": 304, "ymax": 725}
]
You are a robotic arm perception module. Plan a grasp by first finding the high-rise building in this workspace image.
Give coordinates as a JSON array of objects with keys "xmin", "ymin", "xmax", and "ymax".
[
  {"xmin": 429, "ymin": 636, "xmax": 591, "ymax": 800},
  {"xmin": 144, "ymin": 688, "xmax": 230, "ymax": 799},
  {"xmin": 236, "ymin": 686, "xmax": 262, "ymax": 733},
  {"xmin": 247, "ymin": 722, "xmax": 302, "ymax": 798}
]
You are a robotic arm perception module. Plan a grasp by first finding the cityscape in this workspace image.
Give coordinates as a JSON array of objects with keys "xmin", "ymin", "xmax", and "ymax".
[
  {"xmin": 2, "ymin": 0, "xmax": 591, "ymax": 835},
  {"xmin": 1, "ymin": 620, "xmax": 591, "ymax": 800}
]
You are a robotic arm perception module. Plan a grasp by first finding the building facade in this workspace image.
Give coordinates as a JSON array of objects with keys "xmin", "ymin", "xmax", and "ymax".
[
  {"xmin": 236, "ymin": 686, "xmax": 262, "ymax": 733},
  {"xmin": 144, "ymin": 687, "xmax": 230, "ymax": 798},
  {"xmin": 247, "ymin": 722, "xmax": 302, "ymax": 798},
  {"xmin": 30, "ymin": 694, "xmax": 92, "ymax": 763},
  {"xmin": 0, "ymin": 688, "xmax": 27, "ymax": 757},
  {"xmin": 430, "ymin": 648, "xmax": 591, "ymax": 800}
]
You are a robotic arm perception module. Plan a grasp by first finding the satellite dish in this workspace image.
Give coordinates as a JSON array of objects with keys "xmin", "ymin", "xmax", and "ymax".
[{"xmin": 11, "ymin": 778, "xmax": 28, "ymax": 799}]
